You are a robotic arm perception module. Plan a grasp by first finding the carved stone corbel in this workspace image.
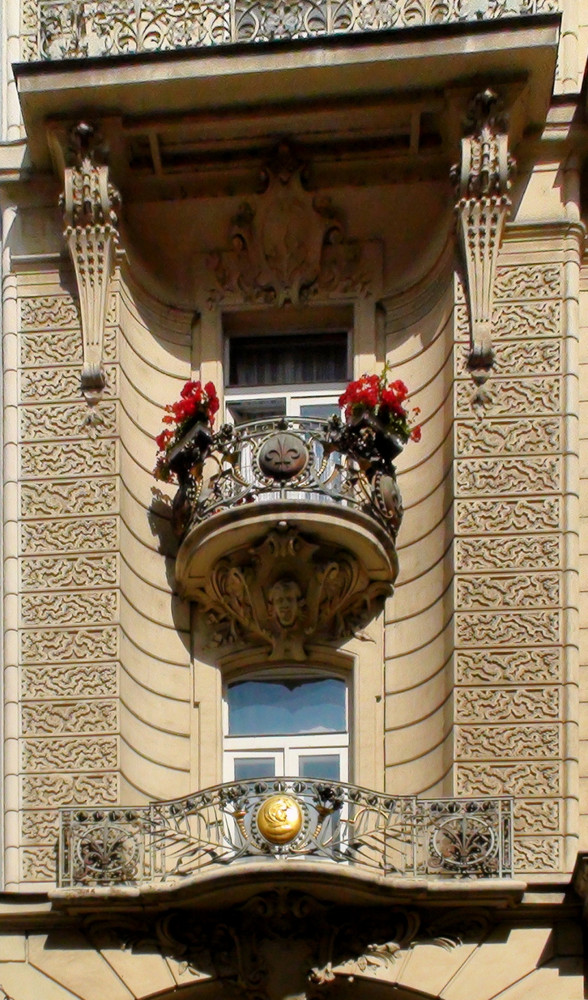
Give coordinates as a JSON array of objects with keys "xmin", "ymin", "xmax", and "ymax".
[
  {"xmin": 61, "ymin": 122, "xmax": 120, "ymax": 395},
  {"xmin": 194, "ymin": 524, "xmax": 391, "ymax": 659},
  {"xmin": 451, "ymin": 89, "xmax": 515, "ymax": 369}
]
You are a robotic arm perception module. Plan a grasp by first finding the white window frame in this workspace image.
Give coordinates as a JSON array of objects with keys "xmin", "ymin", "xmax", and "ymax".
[
  {"xmin": 225, "ymin": 385, "xmax": 344, "ymax": 424},
  {"xmin": 223, "ymin": 328, "xmax": 351, "ymax": 423},
  {"xmin": 222, "ymin": 673, "xmax": 350, "ymax": 783}
]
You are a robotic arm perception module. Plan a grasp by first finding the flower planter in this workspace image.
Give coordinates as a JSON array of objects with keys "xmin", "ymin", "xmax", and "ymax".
[
  {"xmin": 348, "ymin": 408, "xmax": 406, "ymax": 464},
  {"xmin": 168, "ymin": 415, "xmax": 214, "ymax": 480}
]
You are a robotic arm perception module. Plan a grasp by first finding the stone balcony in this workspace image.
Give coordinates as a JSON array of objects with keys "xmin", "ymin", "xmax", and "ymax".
[
  {"xmin": 173, "ymin": 416, "xmax": 400, "ymax": 657},
  {"xmin": 56, "ymin": 777, "xmax": 514, "ymax": 890},
  {"xmin": 16, "ymin": 3, "xmax": 560, "ymax": 183},
  {"xmin": 31, "ymin": 0, "xmax": 557, "ymax": 61}
]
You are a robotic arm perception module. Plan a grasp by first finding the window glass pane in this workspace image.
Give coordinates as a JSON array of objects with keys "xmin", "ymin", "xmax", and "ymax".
[
  {"xmin": 228, "ymin": 397, "xmax": 286, "ymax": 425},
  {"xmin": 298, "ymin": 754, "xmax": 340, "ymax": 781},
  {"xmin": 229, "ymin": 334, "xmax": 348, "ymax": 387},
  {"xmin": 228, "ymin": 678, "xmax": 346, "ymax": 736},
  {"xmin": 233, "ymin": 757, "xmax": 276, "ymax": 780},
  {"xmin": 300, "ymin": 403, "xmax": 339, "ymax": 420}
]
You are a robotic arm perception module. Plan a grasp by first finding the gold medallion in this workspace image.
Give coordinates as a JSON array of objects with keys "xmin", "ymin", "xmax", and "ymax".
[{"xmin": 256, "ymin": 794, "xmax": 303, "ymax": 844}]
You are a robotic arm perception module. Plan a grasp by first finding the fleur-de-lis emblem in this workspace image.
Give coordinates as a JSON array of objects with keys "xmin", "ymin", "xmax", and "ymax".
[{"xmin": 258, "ymin": 433, "xmax": 309, "ymax": 480}]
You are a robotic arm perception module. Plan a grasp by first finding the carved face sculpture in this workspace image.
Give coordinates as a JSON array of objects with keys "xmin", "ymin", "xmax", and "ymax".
[{"xmin": 268, "ymin": 578, "xmax": 303, "ymax": 629}]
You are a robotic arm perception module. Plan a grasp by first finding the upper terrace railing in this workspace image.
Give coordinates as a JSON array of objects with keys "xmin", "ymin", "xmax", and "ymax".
[
  {"xmin": 58, "ymin": 778, "xmax": 514, "ymax": 887},
  {"xmin": 33, "ymin": 0, "xmax": 558, "ymax": 60}
]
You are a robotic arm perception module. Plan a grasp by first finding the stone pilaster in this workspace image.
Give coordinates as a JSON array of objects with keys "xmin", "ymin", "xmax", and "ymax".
[
  {"xmin": 17, "ymin": 281, "xmax": 120, "ymax": 884},
  {"xmin": 453, "ymin": 253, "xmax": 566, "ymax": 873}
]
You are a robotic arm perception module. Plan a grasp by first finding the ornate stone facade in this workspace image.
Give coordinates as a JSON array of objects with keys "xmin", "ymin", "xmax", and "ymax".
[
  {"xmin": 454, "ymin": 252, "xmax": 566, "ymax": 872},
  {"xmin": 0, "ymin": 3, "xmax": 587, "ymax": 999},
  {"xmin": 17, "ymin": 282, "xmax": 120, "ymax": 883}
]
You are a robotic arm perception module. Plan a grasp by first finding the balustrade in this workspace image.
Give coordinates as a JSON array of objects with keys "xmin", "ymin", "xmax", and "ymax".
[
  {"xmin": 59, "ymin": 778, "xmax": 514, "ymax": 886},
  {"xmin": 169, "ymin": 416, "xmax": 403, "ymax": 540},
  {"xmin": 34, "ymin": 0, "xmax": 558, "ymax": 60}
]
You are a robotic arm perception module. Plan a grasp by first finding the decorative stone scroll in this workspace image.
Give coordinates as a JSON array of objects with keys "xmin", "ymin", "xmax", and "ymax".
[
  {"xmin": 452, "ymin": 89, "xmax": 515, "ymax": 368},
  {"xmin": 208, "ymin": 142, "xmax": 373, "ymax": 306},
  {"xmin": 84, "ymin": 891, "xmax": 479, "ymax": 1000},
  {"xmin": 61, "ymin": 122, "xmax": 121, "ymax": 395},
  {"xmin": 195, "ymin": 524, "xmax": 390, "ymax": 658}
]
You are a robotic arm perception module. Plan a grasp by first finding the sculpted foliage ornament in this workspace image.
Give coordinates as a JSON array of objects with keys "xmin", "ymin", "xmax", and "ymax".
[
  {"xmin": 208, "ymin": 143, "xmax": 370, "ymax": 305},
  {"xmin": 197, "ymin": 524, "xmax": 390, "ymax": 657},
  {"xmin": 83, "ymin": 891, "xmax": 481, "ymax": 1000},
  {"xmin": 61, "ymin": 122, "xmax": 121, "ymax": 395},
  {"xmin": 452, "ymin": 89, "xmax": 515, "ymax": 369}
]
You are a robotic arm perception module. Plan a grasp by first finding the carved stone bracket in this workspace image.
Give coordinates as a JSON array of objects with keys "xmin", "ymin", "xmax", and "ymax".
[
  {"xmin": 83, "ymin": 892, "xmax": 489, "ymax": 1000},
  {"xmin": 61, "ymin": 122, "xmax": 121, "ymax": 395},
  {"xmin": 207, "ymin": 142, "xmax": 375, "ymax": 306},
  {"xmin": 194, "ymin": 523, "xmax": 391, "ymax": 658},
  {"xmin": 451, "ymin": 89, "xmax": 515, "ymax": 369}
]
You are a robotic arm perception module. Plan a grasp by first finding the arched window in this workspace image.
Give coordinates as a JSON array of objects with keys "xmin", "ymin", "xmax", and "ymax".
[{"xmin": 223, "ymin": 674, "xmax": 349, "ymax": 782}]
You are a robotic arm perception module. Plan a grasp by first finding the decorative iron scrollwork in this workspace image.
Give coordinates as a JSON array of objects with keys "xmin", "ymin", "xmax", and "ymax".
[
  {"xmin": 72, "ymin": 817, "xmax": 141, "ymax": 883},
  {"xmin": 167, "ymin": 416, "xmax": 404, "ymax": 540},
  {"xmin": 59, "ymin": 779, "xmax": 513, "ymax": 887}
]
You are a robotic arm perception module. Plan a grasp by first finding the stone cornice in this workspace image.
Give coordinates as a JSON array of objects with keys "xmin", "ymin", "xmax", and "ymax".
[{"xmin": 504, "ymin": 219, "xmax": 586, "ymax": 244}]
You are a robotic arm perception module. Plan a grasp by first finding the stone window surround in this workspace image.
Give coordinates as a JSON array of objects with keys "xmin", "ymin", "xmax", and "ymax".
[{"xmin": 189, "ymin": 292, "xmax": 385, "ymax": 792}]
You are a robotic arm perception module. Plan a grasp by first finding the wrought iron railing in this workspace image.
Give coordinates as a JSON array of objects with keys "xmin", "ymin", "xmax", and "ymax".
[
  {"xmin": 58, "ymin": 778, "xmax": 514, "ymax": 887},
  {"xmin": 33, "ymin": 0, "xmax": 559, "ymax": 61},
  {"xmin": 169, "ymin": 416, "xmax": 404, "ymax": 538}
]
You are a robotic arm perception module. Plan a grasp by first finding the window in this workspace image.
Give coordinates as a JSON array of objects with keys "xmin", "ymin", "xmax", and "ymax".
[
  {"xmin": 225, "ymin": 329, "xmax": 349, "ymax": 424},
  {"xmin": 228, "ymin": 333, "xmax": 348, "ymax": 388},
  {"xmin": 223, "ymin": 675, "xmax": 349, "ymax": 782}
]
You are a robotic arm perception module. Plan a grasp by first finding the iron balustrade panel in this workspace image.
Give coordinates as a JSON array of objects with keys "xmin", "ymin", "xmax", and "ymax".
[
  {"xmin": 414, "ymin": 797, "xmax": 514, "ymax": 878},
  {"xmin": 35, "ymin": 0, "xmax": 559, "ymax": 60},
  {"xmin": 58, "ymin": 779, "xmax": 514, "ymax": 887},
  {"xmin": 191, "ymin": 417, "xmax": 375, "ymax": 528}
]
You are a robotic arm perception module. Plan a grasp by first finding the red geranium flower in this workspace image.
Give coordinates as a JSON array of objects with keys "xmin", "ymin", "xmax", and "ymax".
[
  {"xmin": 154, "ymin": 379, "xmax": 219, "ymax": 482},
  {"xmin": 339, "ymin": 364, "xmax": 421, "ymax": 444}
]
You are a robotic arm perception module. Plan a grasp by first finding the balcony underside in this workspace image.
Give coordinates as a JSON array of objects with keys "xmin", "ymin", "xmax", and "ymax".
[
  {"xmin": 51, "ymin": 858, "xmax": 526, "ymax": 912},
  {"xmin": 15, "ymin": 15, "xmax": 559, "ymax": 176},
  {"xmin": 176, "ymin": 501, "xmax": 398, "ymax": 594},
  {"xmin": 176, "ymin": 503, "xmax": 397, "ymax": 661},
  {"xmin": 170, "ymin": 416, "xmax": 402, "ymax": 656}
]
